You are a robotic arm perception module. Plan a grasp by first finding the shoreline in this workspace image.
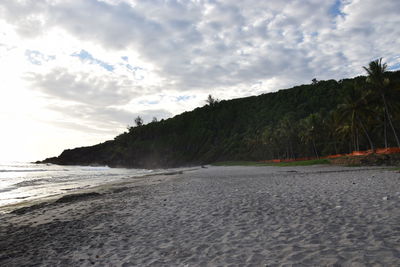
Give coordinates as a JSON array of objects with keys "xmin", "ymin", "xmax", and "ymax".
[
  {"xmin": 1, "ymin": 165, "xmax": 399, "ymax": 266},
  {"xmin": 0, "ymin": 167, "xmax": 199, "ymax": 214}
]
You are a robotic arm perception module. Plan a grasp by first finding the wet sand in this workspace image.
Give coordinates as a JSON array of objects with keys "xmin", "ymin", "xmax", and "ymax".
[{"xmin": 0, "ymin": 165, "xmax": 399, "ymax": 266}]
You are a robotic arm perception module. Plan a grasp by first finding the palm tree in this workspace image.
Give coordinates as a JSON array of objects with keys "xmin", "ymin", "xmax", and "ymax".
[
  {"xmin": 299, "ymin": 113, "xmax": 322, "ymax": 159},
  {"xmin": 363, "ymin": 58, "xmax": 400, "ymax": 147},
  {"xmin": 337, "ymin": 83, "xmax": 375, "ymax": 151},
  {"xmin": 323, "ymin": 111, "xmax": 342, "ymax": 154},
  {"xmin": 336, "ymin": 122, "xmax": 353, "ymax": 153},
  {"xmin": 262, "ymin": 126, "xmax": 282, "ymax": 159}
]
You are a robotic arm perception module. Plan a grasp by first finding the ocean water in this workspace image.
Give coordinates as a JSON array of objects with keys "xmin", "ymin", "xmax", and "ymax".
[{"xmin": 0, "ymin": 162, "xmax": 158, "ymax": 212}]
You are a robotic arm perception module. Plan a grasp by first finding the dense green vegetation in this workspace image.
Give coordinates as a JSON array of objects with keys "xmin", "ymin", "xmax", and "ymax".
[{"xmin": 42, "ymin": 60, "xmax": 400, "ymax": 168}]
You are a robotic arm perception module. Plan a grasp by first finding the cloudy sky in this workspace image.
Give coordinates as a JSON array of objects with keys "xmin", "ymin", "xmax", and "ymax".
[{"xmin": 0, "ymin": 0, "xmax": 399, "ymax": 162}]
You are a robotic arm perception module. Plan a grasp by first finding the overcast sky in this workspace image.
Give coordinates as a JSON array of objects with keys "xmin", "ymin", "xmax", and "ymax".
[{"xmin": 0, "ymin": 0, "xmax": 399, "ymax": 162}]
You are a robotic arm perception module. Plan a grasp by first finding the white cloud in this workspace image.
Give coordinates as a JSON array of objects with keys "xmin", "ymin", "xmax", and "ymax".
[
  {"xmin": 27, "ymin": 68, "xmax": 142, "ymax": 106},
  {"xmin": 0, "ymin": 0, "xmax": 399, "ymax": 160}
]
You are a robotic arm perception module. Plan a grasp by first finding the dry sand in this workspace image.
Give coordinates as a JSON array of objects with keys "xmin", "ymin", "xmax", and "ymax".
[{"xmin": 0, "ymin": 165, "xmax": 399, "ymax": 266}]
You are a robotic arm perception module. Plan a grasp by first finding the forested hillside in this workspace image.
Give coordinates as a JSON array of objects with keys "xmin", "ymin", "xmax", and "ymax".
[{"xmin": 41, "ymin": 61, "xmax": 400, "ymax": 168}]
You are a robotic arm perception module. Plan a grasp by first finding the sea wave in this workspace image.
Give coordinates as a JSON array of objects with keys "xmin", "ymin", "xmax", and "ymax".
[
  {"xmin": 77, "ymin": 166, "xmax": 111, "ymax": 171},
  {"xmin": 0, "ymin": 169, "xmax": 49, "ymax": 173},
  {"xmin": 14, "ymin": 179, "xmax": 52, "ymax": 187},
  {"xmin": 0, "ymin": 163, "xmax": 161, "ymax": 211}
]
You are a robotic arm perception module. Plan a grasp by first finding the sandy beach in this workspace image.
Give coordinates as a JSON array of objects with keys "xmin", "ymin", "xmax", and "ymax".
[{"xmin": 0, "ymin": 165, "xmax": 399, "ymax": 266}]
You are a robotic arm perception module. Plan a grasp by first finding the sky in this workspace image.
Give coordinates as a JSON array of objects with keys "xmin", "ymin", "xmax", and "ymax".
[{"xmin": 0, "ymin": 0, "xmax": 399, "ymax": 162}]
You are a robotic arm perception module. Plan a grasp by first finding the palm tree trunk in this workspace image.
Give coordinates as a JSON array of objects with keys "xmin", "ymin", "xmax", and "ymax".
[
  {"xmin": 334, "ymin": 141, "xmax": 338, "ymax": 154},
  {"xmin": 384, "ymin": 111, "xmax": 388, "ymax": 148},
  {"xmin": 357, "ymin": 116, "xmax": 374, "ymax": 151},
  {"xmin": 286, "ymin": 145, "xmax": 289, "ymax": 159},
  {"xmin": 382, "ymin": 93, "xmax": 400, "ymax": 147},
  {"xmin": 356, "ymin": 128, "xmax": 359, "ymax": 151},
  {"xmin": 312, "ymin": 139, "xmax": 319, "ymax": 159},
  {"xmin": 351, "ymin": 114, "xmax": 356, "ymax": 151},
  {"xmin": 289, "ymin": 140, "xmax": 294, "ymax": 159}
]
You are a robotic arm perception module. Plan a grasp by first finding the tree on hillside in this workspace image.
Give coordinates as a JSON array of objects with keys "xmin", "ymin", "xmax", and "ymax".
[
  {"xmin": 206, "ymin": 94, "xmax": 219, "ymax": 107},
  {"xmin": 134, "ymin": 116, "xmax": 143, "ymax": 127},
  {"xmin": 363, "ymin": 58, "xmax": 400, "ymax": 147}
]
